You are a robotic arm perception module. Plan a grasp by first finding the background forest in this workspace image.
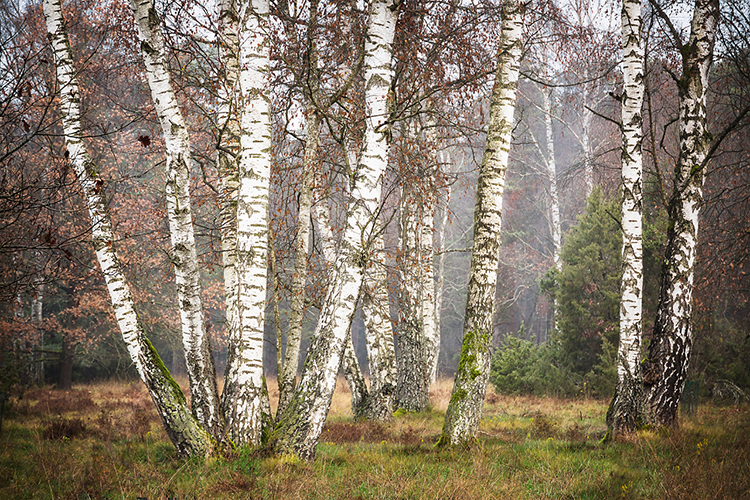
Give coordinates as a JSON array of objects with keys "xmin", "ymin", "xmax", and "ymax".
[{"xmin": 1, "ymin": 0, "xmax": 750, "ymax": 458}]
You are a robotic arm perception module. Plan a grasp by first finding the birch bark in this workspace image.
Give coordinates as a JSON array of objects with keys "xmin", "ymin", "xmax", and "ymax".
[
  {"xmin": 217, "ymin": 0, "xmax": 241, "ymax": 389},
  {"xmin": 395, "ymin": 179, "xmax": 429, "ymax": 411},
  {"xmin": 432, "ymin": 150, "xmax": 453, "ymax": 382},
  {"xmin": 643, "ymin": 0, "xmax": 719, "ymax": 427},
  {"xmin": 278, "ymin": 9, "xmax": 322, "ymax": 410},
  {"xmin": 221, "ymin": 0, "xmax": 274, "ymax": 446},
  {"xmin": 130, "ymin": 0, "xmax": 221, "ymax": 438},
  {"xmin": 439, "ymin": 0, "xmax": 524, "ymax": 446},
  {"xmin": 360, "ymin": 229, "xmax": 398, "ymax": 420},
  {"xmin": 44, "ymin": 0, "xmax": 213, "ymax": 456},
  {"xmin": 542, "ymin": 89, "xmax": 561, "ymax": 269},
  {"xmin": 271, "ymin": 0, "xmax": 401, "ymax": 460},
  {"xmin": 607, "ymin": 0, "xmax": 644, "ymax": 440}
]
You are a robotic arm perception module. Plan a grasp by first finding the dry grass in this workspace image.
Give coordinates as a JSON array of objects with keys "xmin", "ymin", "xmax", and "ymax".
[{"xmin": 1, "ymin": 378, "xmax": 748, "ymax": 500}]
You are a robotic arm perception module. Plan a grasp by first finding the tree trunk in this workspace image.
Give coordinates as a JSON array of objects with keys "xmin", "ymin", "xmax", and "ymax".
[
  {"xmin": 439, "ymin": 0, "xmax": 523, "ymax": 447},
  {"xmin": 271, "ymin": 0, "xmax": 401, "ymax": 460},
  {"xmin": 58, "ymin": 334, "xmax": 73, "ymax": 391},
  {"xmin": 44, "ymin": 0, "xmax": 213, "ymax": 456},
  {"xmin": 643, "ymin": 0, "xmax": 719, "ymax": 428},
  {"xmin": 395, "ymin": 183, "xmax": 429, "ymax": 412},
  {"xmin": 607, "ymin": 0, "xmax": 644, "ymax": 440},
  {"xmin": 216, "ymin": 0, "xmax": 241, "ymax": 392},
  {"xmin": 278, "ymin": 108, "xmax": 320, "ymax": 417},
  {"xmin": 432, "ymin": 149, "xmax": 452, "ymax": 381},
  {"xmin": 360, "ymin": 229, "xmax": 398, "ymax": 420},
  {"xmin": 542, "ymin": 89, "xmax": 561, "ymax": 269},
  {"xmin": 130, "ymin": 0, "xmax": 221, "ymax": 438},
  {"xmin": 341, "ymin": 329, "xmax": 370, "ymax": 419},
  {"xmin": 220, "ymin": 0, "xmax": 274, "ymax": 447}
]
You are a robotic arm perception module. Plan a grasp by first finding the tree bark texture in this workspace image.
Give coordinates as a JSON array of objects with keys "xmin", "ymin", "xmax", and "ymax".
[
  {"xmin": 643, "ymin": 0, "xmax": 719, "ymax": 428},
  {"xmin": 270, "ymin": 0, "xmax": 400, "ymax": 460},
  {"xmin": 221, "ymin": 0, "xmax": 274, "ymax": 447},
  {"xmin": 360, "ymin": 230, "xmax": 398, "ymax": 420},
  {"xmin": 607, "ymin": 0, "xmax": 645, "ymax": 440},
  {"xmin": 130, "ymin": 0, "xmax": 221, "ymax": 438},
  {"xmin": 395, "ymin": 184, "xmax": 430, "ymax": 412},
  {"xmin": 44, "ymin": 0, "xmax": 213, "ymax": 456},
  {"xmin": 542, "ymin": 89, "xmax": 561, "ymax": 269},
  {"xmin": 278, "ymin": 108, "xmax": 320, "ymax": 417},
  {"xmin": 217, "ymin": 0, "xmax": 241, "ymax": 393},
  {"xmin": 439, "ymin": 0, "xmax": 523, "ymax": 447}
]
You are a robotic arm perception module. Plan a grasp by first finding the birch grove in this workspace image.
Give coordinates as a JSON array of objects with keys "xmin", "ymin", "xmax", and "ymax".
[
  {"xmin": 43, "ymin": 0, "xmax": 214, "ymax": 456},
  {"xmin": 270, "ymin": 0, "xmax": 401, "ymax": 460}
]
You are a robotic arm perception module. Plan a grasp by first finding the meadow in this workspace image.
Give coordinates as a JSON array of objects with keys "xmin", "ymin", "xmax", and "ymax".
[{"xmin": 1, "ymin": 377, "xmax": 748, "ymax": 499}]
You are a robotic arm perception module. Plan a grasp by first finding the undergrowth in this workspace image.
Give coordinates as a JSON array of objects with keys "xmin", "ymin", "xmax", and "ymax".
[{"xmin": 1, "ymin": 378, "xmax": 748, "ymax": 499}]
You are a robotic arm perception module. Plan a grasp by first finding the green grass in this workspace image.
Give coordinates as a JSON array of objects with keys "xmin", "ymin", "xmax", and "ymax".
[{"xmin": 0, "ymin": 379, "xmax": 748, "ymax": 499}]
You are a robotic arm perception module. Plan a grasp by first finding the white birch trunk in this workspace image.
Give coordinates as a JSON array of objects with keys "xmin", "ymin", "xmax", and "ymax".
[
  {"xmin": 542, "ymin": 89, "xmax": 561, "ymax": 269},
  {"xmin": 217, "ymin": 0, "xmax": 241, "ymax": 386},
  {"xmin": 277, "ymin": 0, "xmax": 324, "ymax": 410},
  {"xmin": 432, "ymin": 150, "xmax": 453, "ymax": 382},
  {"xmin": 582, "ymin": 82, "xmax": 594, "ymax": 197},
  {"xmin": 271, "ymin": 0, "xmax": 400, "ymax": 460},
  {"xmin": 607, "ymin": 0, "xmax": 644, "ymax": 440},
  {"xmin": 130, "ymin": 0, "xmax": 221, "ymax": 437},
  {"xmin": 360, "ymin": 229, "xmax": 397, "ymax": 420},
  {"xmin": 44, "ymin": 0, "xmax": 213, "ymax": 456},
  {"xmin": 277, "ymin": 109, "xmax": 319, "ymax": 417},
  {"xmin": 220, "ymin": 0, "xmax": 273, "ymax": 446},
  {"xmin": 439, "ymin": 0, "xmax": 523, "ymax": 446},
  {"xmin": 644, "ymin": 0, "xmax": 719, "ymax": 427},
  {"xmin": 395, "ymin": 179, "xmax": 429, "ymax": 411}
]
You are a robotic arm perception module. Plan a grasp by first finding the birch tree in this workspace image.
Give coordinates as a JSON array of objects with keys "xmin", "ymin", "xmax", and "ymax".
[
  {"xmin": 129, "ymin": 0, "xmax": 222, "ymax": 438},
  {"xmin": 43, "ymin": 0, "xmax": 214, "ymax": 456},
  {"xmin": 271, "ymin": 0, "xmax": 401, "ymax": 460},
  {"xmin": 216, "ymin": 0, "xmax": 241, "ymax": 404},
  {"xmin": 607, "ymin": 0, "xmax": 644, "ymax": 440},
  {"xmin": 220, "ymin": 0, "xmax": 274, "ymax": 446},
  {"xmin": 642, "ymin": 0, "xmax": 720, "ymax": 427},
  {"xmin": 439, "ymin": 0, "xmax": 524, "ymax": 447}
]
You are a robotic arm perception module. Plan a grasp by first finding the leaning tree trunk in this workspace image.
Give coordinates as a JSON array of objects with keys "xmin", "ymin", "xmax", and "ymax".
[
  {"xmin": 220, "ymin": 0, "xmax": 274, "ymax": 447},
  {"xmin": 439, "ymin": 0, "xmax": 524, "ymax": 447},
  {"xmin": 643, "ymin": 0, "xmax": 719, "ymax": 428},
  {"xmin": 270, "ymin": 0, "xmax": 401, "ymax": 461},
  {"xmin": 606, "ymin": 0, "xmax": 644, "ymax": 440},
  {"xmin": 130, "ymin": 0, "xmax": 221, "ymax": 438},
  {"xmin": 44, "ymin": 0, "xmax": 213, "ymax": 456}
]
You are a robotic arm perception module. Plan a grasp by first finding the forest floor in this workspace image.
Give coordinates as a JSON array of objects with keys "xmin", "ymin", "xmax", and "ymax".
[{"xmin": 1, "ymin": 377, "xmax": 748, "ymax": 499}]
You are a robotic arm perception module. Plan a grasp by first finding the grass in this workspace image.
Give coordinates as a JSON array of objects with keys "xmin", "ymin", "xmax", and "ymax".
[{"xmin": 1, "ymin": 377, "xmax": 748, "ymax": 499}]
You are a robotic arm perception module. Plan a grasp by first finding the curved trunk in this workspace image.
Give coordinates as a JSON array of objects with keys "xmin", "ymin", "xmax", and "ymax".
[
  {"xmin": 130, "ymin": 0, "xmax": 221, "ymax": 438},
  {"xmin": 439, "ymin": 0, "xmax": 523, "ymax": 447},
  {"xmin": 643, "ymin": 0, "xmax": 719, "ymax": 427},
  {"xmin": 44, "ymin": 0, "xmax": 213, "ymax": 456}
]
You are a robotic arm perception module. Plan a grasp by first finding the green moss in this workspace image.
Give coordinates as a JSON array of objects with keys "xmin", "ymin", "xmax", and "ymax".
[
  {"xmin": 456, "ymin": 328, "xmax": 490, "ymax": 384},
  {"xmin": 143, "ymin": 336, "xmax": 187, "ymax": 405},
  {"xmin": 449, "ymin": 388, "xmax": 468, "ymax": 406}
]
